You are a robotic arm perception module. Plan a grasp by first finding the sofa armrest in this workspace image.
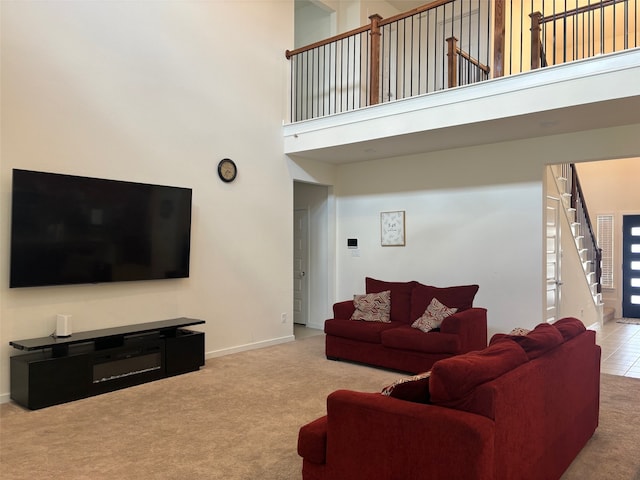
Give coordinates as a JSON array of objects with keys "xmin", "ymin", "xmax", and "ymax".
[
  {"xmin": 440, "ymin": 307, "xmax": 488, "ymax": 352},
  {"xmin": 298, "ymin": 415, "xmax": 328, "ymax": 465},
  {"xmin": 323, "ymin": 390, "xmax": 495, "ymax": 480},
  {"xmin": 332, "ymin": 300, "xmax": 355, "ymax": 320}
]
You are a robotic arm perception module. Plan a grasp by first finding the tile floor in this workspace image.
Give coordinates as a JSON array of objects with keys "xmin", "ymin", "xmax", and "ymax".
[
  {"xmin": 296, "ymin": 319, "xmax": 640, "ymax": 378},
  {"xmin": 594, "ymin": 319, "xmax": 640, "ymax": 378}
]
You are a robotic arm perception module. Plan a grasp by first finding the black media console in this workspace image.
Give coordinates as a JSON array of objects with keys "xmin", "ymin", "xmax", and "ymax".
[{"xmin": 9, "ymin": 318, "xmax": 205, "ymax": 410}]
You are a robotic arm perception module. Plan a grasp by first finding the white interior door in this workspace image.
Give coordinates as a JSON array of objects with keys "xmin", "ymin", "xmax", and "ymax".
[
  {"xmin": 293, "ymin": 209, "xmax": 309, "ymax": 325},
  {"xmin": 546, "ymin": 196, "xmax": 561, "ymax": 323}
]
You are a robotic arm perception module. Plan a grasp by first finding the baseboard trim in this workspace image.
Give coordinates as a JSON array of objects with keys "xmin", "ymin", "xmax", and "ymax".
[
  {"xmin": 0, "ymin": 337, "xmax": 296, "ymax": 404},
  {"xmin": 205, "ymin": 335, "xmax": 295, "ymax": 359},
  {"xmin": 306, "ymin": 321, "xmax": 325, "ymax": 330}
]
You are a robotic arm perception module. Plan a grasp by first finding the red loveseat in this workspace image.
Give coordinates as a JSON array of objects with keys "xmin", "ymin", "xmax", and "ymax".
[
  {"xmin": 298, "ymin": 317, "xmax": 601, "ymax": 480},
  {"xmin": 325, "ymin": 277, "xmax": 487, "ymax": 373}
]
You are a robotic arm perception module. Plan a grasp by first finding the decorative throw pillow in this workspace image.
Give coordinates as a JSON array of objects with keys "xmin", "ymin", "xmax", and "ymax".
[
  {"xmin": 509, "ymin": 327, "xmax": 531, "ymax": 336},
  {"xmin": 410, "ymin": 283, "xmax": 479, "ymax": 322},
  {"xmin": 350, "ymin": 290, "xmax": 391, "ymax": 322},
  {"xmin": 411, "ymin": 298, "xmax": 457, "ymax": 333},
  {"xmin": 381, "ymin": 371, "xmax": 431, "ymax": 403},
  {"xmin": 365, "ymin": 277, "xmax": 417, "ymax": 323}
]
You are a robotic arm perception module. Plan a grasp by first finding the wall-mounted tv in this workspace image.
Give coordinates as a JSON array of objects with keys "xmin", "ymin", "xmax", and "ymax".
[{"xmin": 10, "ymin": 169, "xmax": 192, "ymax": 288}]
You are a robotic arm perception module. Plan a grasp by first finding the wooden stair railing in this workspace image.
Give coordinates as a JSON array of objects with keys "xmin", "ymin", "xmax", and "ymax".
[
  {"xmin": 285, "ymin": 0, "xmax": 502, "ymax": 120},
  {"xmin": 530, "ymin": 11, "xmax": 543, "ymax": 70},
  {"xmin": 286, "ymin": 0, "xmax": 636, "ymax": 121},
  {"xmin": 568, "ymin": 164, "xmax": 603, "ymax": 296},
  {"xmin": 446, "ymin": 37, "xmax": 491, "ymax": 88},
  {"xmin": 530, "ymin": 0, "xmax": 623, "ymax": 70},
  {"xmin": 285, "ymin": 0, "xmax": 456, "ymax": 108}
]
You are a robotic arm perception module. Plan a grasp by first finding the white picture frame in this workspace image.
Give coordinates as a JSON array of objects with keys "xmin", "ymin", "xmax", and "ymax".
[{"xmin": 380, "ymin": 211, "xmax": 405, "ymax": 246}]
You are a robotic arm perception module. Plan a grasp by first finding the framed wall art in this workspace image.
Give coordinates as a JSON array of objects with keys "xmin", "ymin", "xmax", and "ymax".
[{"xmin": 380, "ymin": 211, "xmax": 405, "ymax": 246}]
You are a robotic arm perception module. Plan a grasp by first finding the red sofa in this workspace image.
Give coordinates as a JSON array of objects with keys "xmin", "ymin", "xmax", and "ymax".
[
  {"xmin": 325, "ymin": 277, "xmax": 487, "ymax": 373},
  {"xmin": 299, "ymin": 317, "xmax": 601, "ymax": 480}
]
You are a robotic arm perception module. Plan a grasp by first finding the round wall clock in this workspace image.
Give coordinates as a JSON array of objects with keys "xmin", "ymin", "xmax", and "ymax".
[{"xmin": 217, "ymin": 158, "xmax": 237, "ymax": 183}]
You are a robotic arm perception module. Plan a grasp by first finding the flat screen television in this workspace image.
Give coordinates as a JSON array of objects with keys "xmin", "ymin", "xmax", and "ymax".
[{"xmin": 10, "ymin": 169, "xmax": 192, "ymax": 288}]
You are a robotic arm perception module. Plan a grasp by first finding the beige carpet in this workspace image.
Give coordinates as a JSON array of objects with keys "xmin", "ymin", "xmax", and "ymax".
[{"xmin": 1, "ymin": 335, "xmax": 639, "ymax": 480}]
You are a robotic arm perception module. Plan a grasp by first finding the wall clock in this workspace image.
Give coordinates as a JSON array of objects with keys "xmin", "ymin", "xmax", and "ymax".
[
  {"xmin": 218, "ymin": 158, "xmax": 237, "ymax": 183},
  {"xmin": 381, "ymin": 211, "xmax": 405, "ymax": 246}
]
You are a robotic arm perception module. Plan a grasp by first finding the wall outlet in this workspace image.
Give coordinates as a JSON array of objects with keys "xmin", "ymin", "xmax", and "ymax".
[{"xmin": 281, "ymin": 313, "xmax": 287, "ymax": 324}]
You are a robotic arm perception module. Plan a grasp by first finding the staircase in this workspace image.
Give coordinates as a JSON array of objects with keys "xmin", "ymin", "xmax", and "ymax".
[
  {"xmin": 554, "ymin": 163, "xmax": 604, "ymax": 319},
  {"xmin": 603, "ymin": 306, "xmax": 616, "ymax": 323}
]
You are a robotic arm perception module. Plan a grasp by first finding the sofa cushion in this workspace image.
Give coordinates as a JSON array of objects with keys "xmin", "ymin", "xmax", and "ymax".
[
  {"xmin": 429, "ymin": 339, "xmax": 529, "ymax": 405},
  {"xmin": 410, "ymin": 283, "xmax": 479, "ymax": 321},
  {"xmin": 382, "ymin": 325, "xmax": 461, "ymax": 354},
  {"xmin": 492, "ymin": 323, "xmax": 565, "ymax": 360},
  {"xmin": 297, "ymin": 415, "xmax": 327, "ymax": 465},
  {"xmin": 489, "ymin": 327, "xmax": 530, "ymax": 345},
  {"xmin": 411, "ymin": 297, "xmax": 458, "ymax": 332},
  {"xmin": 553, "ymin": 317, "xmax": 586, "ymax": 341},
  {"xmin": 381, "ymin": 371, "xmax": 431, "ymax": 403},
  {"xmin": 325, "ymin": 318, "xmax": 401, "ymax": 343},
  {"xmin": 351, "ymin": 290, "xmax": 391, "ymax": 322},
  {"xmin": 515, "ymin": 323, "xmax": 565, "ymax": 359},
  {"xmin": 366, "ymin": 277, "xmax": 416, "ymax": 324}
]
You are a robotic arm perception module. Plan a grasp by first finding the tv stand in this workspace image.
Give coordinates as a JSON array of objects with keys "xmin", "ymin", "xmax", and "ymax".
[{"xmin": 9, "ymin": 318, "xmax": 205, "ymax": 410}]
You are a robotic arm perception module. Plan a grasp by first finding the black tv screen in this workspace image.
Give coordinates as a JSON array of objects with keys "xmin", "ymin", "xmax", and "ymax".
[{"xmin": 10, "ymin": 169, "xmax": 192, "ymax": 288}]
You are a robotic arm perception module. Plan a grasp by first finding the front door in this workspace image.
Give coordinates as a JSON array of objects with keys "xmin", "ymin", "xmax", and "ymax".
[{"xmin": 622, "ymin": 214, "xmax": 640, "ymax": 318}]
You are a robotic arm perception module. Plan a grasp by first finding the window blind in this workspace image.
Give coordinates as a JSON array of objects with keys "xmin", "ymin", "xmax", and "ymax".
[{"xmin": 597, "ymin": 214, "xmax": 614, "ymax": 289}]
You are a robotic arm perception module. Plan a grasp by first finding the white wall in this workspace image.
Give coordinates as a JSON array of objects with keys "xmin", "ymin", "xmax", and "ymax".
[
  {"xmin": 307, "ymin": 0, "xmax": 405, "ymax": 34},
  {"xmin": 1, "ymin": 1, "xmax": 294, "ymax": 400},
  {"xmin": 334, "ymin": 143, "xmax": 545, "ymax": 337},
  {"xmin": 295, "ymin": 1, "xmax": 335, "ymax": 48},
  {"xmin": 325, "ymin": 128, "xmax": 640, "ymax": 338}
]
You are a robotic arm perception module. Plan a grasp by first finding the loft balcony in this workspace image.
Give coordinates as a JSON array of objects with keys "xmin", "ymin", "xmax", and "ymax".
[
  {"xmin": 283, "ymin": 0, "xmax": 640, "ymax": 163},
  {"xmin": 286, "ymin": 0, "xmax": 639, "ymax": 121}
]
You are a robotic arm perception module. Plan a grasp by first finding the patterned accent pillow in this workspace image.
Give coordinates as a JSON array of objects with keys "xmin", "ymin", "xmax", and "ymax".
[
  {"xmin": 381, "ymin": 371, "xmax": 431, "ymax": 403},
  {"xmin": 411, "ymin": 297, "xmax": 457, "ymax": 333},
  {"xmin": 509, "ymin": 327, "xmax": 531, "ymax": 336},
  {"xmin": 350, "ymin": 290, "xmax": 391, "ymax": 322}
]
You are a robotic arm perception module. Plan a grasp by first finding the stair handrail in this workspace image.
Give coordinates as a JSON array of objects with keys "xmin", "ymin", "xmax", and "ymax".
[
  {"xmin": 285, "ymin": 0, "xmax": 457, "ymax": 110},
  {"xmin": 446, "ymin": 37, "xmax": 491, "ymax": 88},
  {"xmin": 530, "ymin": 0, "xmax": 623, "ymax": 70},
  {"xmin": 538, "ymin": 0, "xmax": 619, "ymax": 24},
  {"xmin": 570, "ymin": 164, "xmax": 603, "ymax": 295},
  {"xmin": 285, "ymin": 0, "xmax": 454, "ymax": 60}
]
